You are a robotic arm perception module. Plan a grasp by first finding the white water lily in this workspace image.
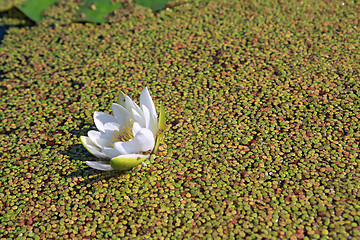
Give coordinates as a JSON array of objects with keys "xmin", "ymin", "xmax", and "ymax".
[{"xmin": 81, "ymin": 87, "xmax": 165, "ymax": 171}]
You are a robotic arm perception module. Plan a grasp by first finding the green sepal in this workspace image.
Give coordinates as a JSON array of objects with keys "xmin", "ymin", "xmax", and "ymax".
[
  {"xmin": 153, "ymin": 102, "xmax": 165, "ymax": 153},
  {"xmin": 110, "ymin": 155, "xmax": 149, "ymax": 171}
]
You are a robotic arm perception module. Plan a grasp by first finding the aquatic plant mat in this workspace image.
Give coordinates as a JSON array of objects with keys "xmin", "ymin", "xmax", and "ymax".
[{"xmin": 0, "ymin": 0, "xmax": 359, "ymax": 238}]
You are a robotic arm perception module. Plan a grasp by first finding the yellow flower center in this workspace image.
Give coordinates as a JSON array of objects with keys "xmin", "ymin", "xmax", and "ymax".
[{"xmin": 111, "ymin": 121, "xmax": 134, "ymax": 143}]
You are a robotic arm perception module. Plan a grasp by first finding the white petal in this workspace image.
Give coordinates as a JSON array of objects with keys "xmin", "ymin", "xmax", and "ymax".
[
  {"xmin": 80, "ymin": 136, "xmax": 107, "ymax": 159},
  {"xmin": 141, "ymin": 105, "xmax": 158, "ymax": 135},
  {"xmin": 117, "ymin": 92, "xmax": 127, "ymax": 108},
  {"xmin": 132, "ymin": 108, "xmax": 146, "ymax": 128},
  {"xmin": 132, "ymin": 122, "xmax": 142, "ymax": 136},
  {"xmin": 148, "ymin": 114, "xmax": 158, "ymax": 136},
  {"xmin": 132, "ymin": 128, "xmax": 155, "ymax": 153},
  {"xmin": 89, "ymin": 130, "xmax": 113, "ymax": 148},
  {"xmin": 112, "ymin": 141, "xmax": 132, "ymax": 155},
  {"xmin": 88, "ymin": 130, "xmax": 102, "ymax": 148},
  {"xmin": 113, "ymin": 128, "xmax": 155, "ymax": 155},
  {"xmin": 125, "ymin": 95, "xmax": 144, "ymax": 118},
  {"xmin": 86, "ymin": 161, "xmax": 114, "ymax": 171},
  {"xmin": 140, "ymin": 87, "xmax": 157, "ymax": 121},
  {"xmin": 96, "ymin": 135, "xmax": 113, "ymax": 148},
  {"xmin": 141, "ymin": 105, "xmax": 151, "ymax": 128},
  {"xmin": 101, "ymin": 123, "xmax": 120, "ymax": 141},
  {"xmin": 94, "ymin": 111, "xmax": 119, "ymax": 132},
  {"xmin": 102, "ymin": 147, "xmax": 122, "ymax": 159},
  {"xmin": 103, "ymin": 122, "xmax": 120, "ymax": 132},
  {"xmin": 112, "ymin": 103, "xmax": 133, "ymax": 126},
  {"xmin": 99, "ymin": 123, "xmax": 122, "ymax": 146}
]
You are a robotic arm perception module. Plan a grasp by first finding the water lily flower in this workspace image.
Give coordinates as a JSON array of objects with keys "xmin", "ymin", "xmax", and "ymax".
[{"xmin": 81, "ymin": 87, "xmax": 165, "ymax": 171}]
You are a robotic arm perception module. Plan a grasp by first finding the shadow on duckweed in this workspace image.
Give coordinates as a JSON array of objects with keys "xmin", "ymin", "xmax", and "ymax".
[
  {"xmin": 62, "ymin": 143, "xmax": 136, "ymax": 185},
  {"xmin": 0, "ymin": 8, "xmax": 36, "ymax": 44}
]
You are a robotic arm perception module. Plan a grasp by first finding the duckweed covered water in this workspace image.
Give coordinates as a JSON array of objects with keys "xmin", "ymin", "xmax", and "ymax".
[{"xmin": 0, "ymin": 0, "xmax": 359, "ymax": 238}]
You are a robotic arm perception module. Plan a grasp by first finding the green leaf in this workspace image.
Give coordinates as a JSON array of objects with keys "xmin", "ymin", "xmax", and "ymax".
[
  {"xmin": 135, "ymin": 0, "xmax": 171, "ymax": 11},
  {"xmin": 75, "ymin": 0, "xmax": 123, "ymax": 23},
  {"xmin": 153, "ymin": 102, "xmax": 165, "ymax": 153},
  {"xmin": 110, "ymin": 154, "xmax": 149, "ymax": 171},
  {"xmin": 17, "ymin": 0, "xmax": 59, "ymax": 22}
]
